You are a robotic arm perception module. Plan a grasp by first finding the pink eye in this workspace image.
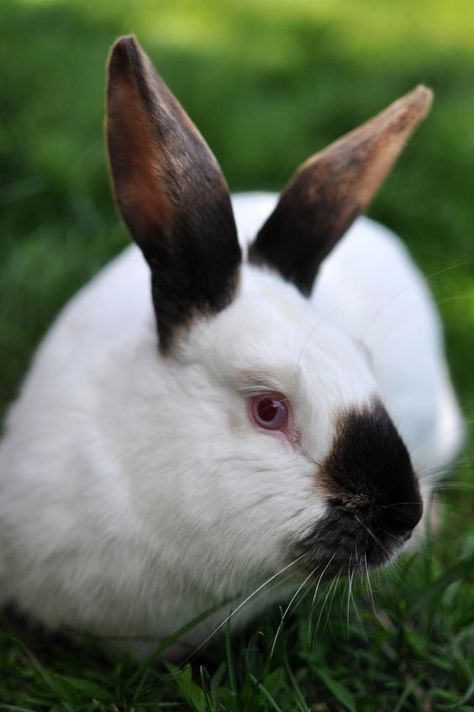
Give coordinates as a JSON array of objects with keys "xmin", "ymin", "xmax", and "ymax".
[{"xmin": 250, "ymin": 393, "xmax": 290, "ymax": 432}]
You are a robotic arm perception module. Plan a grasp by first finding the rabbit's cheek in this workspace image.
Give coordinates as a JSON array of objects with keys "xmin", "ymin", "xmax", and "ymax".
[{"xmin": 296, "ymin": 399, "xmax": 423, "ymax": 574}]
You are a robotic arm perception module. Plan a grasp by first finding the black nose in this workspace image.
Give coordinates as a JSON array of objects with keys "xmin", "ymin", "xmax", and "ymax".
[{"xmin": 321, "ymin": 400, "xmax": 423, "ymax": 537}]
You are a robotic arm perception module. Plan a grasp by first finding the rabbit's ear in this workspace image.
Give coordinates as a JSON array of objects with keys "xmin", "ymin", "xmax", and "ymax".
[
  {"xmin": 107, "ymin": 36, "xmax": 241, "ymax": 352},
  {"xmin": 249, "ymin": 87, "xmax": 432, "ymax": 296}
]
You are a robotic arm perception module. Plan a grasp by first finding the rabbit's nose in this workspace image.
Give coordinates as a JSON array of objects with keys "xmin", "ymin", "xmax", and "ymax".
[{"xmin": 318, "ymin": 400, "xmax": 423, "ymax": 530}]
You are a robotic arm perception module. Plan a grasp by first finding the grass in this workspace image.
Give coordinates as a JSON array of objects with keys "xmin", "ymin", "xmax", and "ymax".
[{"xmin": 0, "ymin": 0, "xmax": 473, "ymax": 709}]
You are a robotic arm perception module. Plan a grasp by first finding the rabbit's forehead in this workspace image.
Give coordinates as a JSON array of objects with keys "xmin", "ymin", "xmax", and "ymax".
[{"xmin": 191, "ymin": 267, "xmax": 377, "ymax": 412}]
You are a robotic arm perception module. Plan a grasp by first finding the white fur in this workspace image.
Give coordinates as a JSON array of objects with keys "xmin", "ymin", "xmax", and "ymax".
[{"xmin": 0, "ymin": 193, "xmax": 464, "ymax": 657}]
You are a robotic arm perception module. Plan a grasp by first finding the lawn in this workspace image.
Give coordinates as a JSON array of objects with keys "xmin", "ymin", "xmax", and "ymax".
[{"xmin": 0, "ymin": 0, "xmax": 473, "ymax": 709}]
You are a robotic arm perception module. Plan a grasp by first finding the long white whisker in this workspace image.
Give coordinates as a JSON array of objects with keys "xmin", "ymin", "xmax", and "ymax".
[
  {"xmin": 312, "ymin": 567, "xmax": 341, "ymax": 645},
  {"xmin": 183, "ymin": 553, "xmax": 305, "ymax": 663},
  {"xmin": 308, "ymin": 552, "xmax": 338, "ymax": 640},
  {"xmin": 345, "ymin": 556, "xmax": 353, "ymax": 636},
  {"xmin": 364, "ymin": 553, "xmax": 376, "ymax": 614},
  {"xmin": 270, "ymin": 565, "xmax": 318, "ymax": 657},
  {"xmin": 322, "ymin": 568, "xmax": 343, "ymax": 637},
  {"xmin": 360, "ymin": 258, "xmax": 473, "ymax": 344}
]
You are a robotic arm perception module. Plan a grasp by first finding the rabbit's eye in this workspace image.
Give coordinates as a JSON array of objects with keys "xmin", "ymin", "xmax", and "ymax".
[{"xmin": 250, "ymin": 393, "xmax": 290, "ymax": 432}]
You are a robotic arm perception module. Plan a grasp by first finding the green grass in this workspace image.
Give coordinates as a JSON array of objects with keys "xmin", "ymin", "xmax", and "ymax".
[{"xmin": 1, "ymin": 0, "xmax": 473, "ymax": 709}]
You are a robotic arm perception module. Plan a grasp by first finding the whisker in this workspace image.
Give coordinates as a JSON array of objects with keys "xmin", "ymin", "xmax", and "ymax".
[
  {"xmin": 353, "ymin": 514, "xmax": 394, "ymax": 564},
  {"xmin": 322, "ymin": 568, "xmax": 343, "ymax": 636},
  {"xmin": 427, "ymin": 258, "xmax": 474, "ymax": 278},
  {"xmin": 410, "ymin": 418, "xmax": 473, "ymax": 461},
  {"xmin": 364, "ymin": 553, "xmax": 377, "ymax": 614},
  {"xmin": 295, "ymin": 323, "xmax": 320, "ymax": 372},
  {"xmin": 435, "ymin": 293, "xmax": 474, "ymax": 306},
  {"xmin": 312, "ymin": 567, "xmax": 341, "ymax": 645},
  {"xmin": 359, "ymin": 257, "xmax": 473, "ymax": 343},
  {"xmin": 270, "ymin": 565, "xmax": 318, "ymax": 657},
  {"xmin": 308, "ymin": 552, "xmax": 338, "ymax": 639},
  {"xmin": 348, "ymin": 564, "xmax": 366, "ymax": 638},
  {"xmin": 378, "ymin": 501, "xmax": 426, "ymax": 508},
  {"xmin": 345, "ymin": 557, "xmax": 354, "ymax": 635},
  {"xmin": 182, "ymin": 553, "xmax": 305, "ymax": 663},
  {"xmin": 432, "ymin": 481, "xmax": 474, "ymax": 491}
]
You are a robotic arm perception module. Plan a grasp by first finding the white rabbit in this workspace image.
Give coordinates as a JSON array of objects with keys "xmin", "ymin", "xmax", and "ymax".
[{"xmin": 0, "ymin": 36, "xmax": 464, "ymax": 660}]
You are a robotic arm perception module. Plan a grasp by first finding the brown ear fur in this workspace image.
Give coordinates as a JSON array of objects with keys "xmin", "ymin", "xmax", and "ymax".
[
  {"xmin": 249, "ymin": 86, "xmax": 433, "ymax": 295},
  {"xmin": 107, "ymin": 36, "xmax": 241, "ymax": 352}
]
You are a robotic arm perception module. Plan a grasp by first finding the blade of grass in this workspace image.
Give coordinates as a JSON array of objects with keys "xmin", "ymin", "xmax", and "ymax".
[
  {"xmin": 409, "ymin": 554, "xmax": 474, "ymax": 613},
  {"xmin": 282, "ymin": 650, "xmax": 310, "ymax": 712},
  {"xmin": 225, "ymin": 620, "xmax": 239, "ymax": 712},
  {"xmin": 248, "ymin": 673, "xmax": 284, "ymax": 712},
  {"xmin": 128, "ymin": 597, "xmax": 233, "ymax": 696},
  {"xmin": 314, "ymin": 668, "xmax": 357, "ymax": 712}
]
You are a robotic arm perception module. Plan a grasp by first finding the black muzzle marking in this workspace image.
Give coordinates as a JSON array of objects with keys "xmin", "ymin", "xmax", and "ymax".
[{"xmin": 299, "ymin": 400, "xmax": 423, "ymax": 573}]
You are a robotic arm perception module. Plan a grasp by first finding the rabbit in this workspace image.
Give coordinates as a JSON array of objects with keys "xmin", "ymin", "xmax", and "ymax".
[{"xmin": 0, "ymin": 35, "xmax": 464, "ymax": 660}]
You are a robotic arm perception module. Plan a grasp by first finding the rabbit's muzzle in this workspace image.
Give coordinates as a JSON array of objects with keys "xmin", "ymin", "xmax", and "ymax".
[{"xmin": 297, "ymin": 400, "xmax": 423, "ymax": 574}]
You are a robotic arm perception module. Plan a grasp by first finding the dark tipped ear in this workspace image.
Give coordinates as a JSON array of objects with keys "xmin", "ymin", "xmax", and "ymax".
[
  {"xmin": 106, "ymin": 36, "xmax": 241, "ymax": 352},
  {"xmin": 249, "ymin": 86, "xmax": 433, "ymax": 295}
]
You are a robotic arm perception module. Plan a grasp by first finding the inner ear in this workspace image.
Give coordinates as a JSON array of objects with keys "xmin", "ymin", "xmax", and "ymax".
[
  {"xmin": 107, "ymin": 36, "xmax": 241, "ymax": 352},
  {"xmin": 249, "ymin": 86, "xmax": 432, "ymax": 296}
]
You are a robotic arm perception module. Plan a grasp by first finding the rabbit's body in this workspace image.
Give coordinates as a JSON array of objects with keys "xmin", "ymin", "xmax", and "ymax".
[
  {"xmin": 0, "ymin": 194, "xmax": 462, "ymax": 657},
  {"xmin": 0, "ymin": 37, "xmax": 464, "ymax": 659}
]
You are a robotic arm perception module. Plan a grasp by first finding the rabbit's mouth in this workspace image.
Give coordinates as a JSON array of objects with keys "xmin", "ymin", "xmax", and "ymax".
[
  {"xmin": 295, "ymin": 400, "xmax": 423, "ymax": 575},
  {"xmin": 296, "ymin": 499, "xmax": 419, "ymax": 578}
]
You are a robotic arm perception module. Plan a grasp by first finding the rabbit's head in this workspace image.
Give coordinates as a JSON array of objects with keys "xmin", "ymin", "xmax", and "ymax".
[{"xmin": 106, "ymin": 36, "xmax": 431, "ymax": 591}]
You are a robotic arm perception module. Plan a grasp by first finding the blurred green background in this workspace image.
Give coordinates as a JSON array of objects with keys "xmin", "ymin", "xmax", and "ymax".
[{"xmin": 0, "ymin": 0, "xmax": 473, "ymax": 709}]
